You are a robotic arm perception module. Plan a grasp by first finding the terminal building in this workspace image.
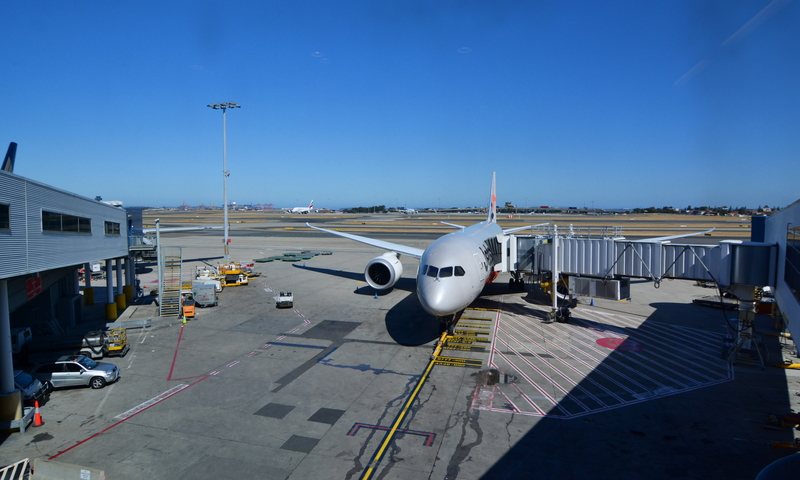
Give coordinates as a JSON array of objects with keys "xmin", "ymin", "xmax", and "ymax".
[{"xmin": 0, "ymin": 158, "xmax": 131, "ymax": 428}]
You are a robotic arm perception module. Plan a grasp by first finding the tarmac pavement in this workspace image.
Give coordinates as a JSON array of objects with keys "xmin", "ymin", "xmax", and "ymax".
[{"xmin": 1, "ymin": 233, "xmax": 798, "ymax": 479}]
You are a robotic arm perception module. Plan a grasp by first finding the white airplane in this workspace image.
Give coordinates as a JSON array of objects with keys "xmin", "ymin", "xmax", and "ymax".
[
  {"xmin": 307, "ymin": 173, "xmax": 543, "ymax": 333},
  {"xmin": 399, "ymin": 208, "xmax": 417, "ymax": 214},
  {"xmin": 287, "ymin": 200, "xmax": 314, "ymax": 214}
]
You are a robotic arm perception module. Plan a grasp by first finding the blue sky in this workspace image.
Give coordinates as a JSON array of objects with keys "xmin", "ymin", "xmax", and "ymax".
[{"xmin": 1, "ymin": 1, "xmax": 797, "ymax": 210}]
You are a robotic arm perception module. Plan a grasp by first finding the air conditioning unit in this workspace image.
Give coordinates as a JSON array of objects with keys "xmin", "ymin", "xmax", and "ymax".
[{"xmin": 568, "ymin": 277, "xmax": 630, "ymax": 300}]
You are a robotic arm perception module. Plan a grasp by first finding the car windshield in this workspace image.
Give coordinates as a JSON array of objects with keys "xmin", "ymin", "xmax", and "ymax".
[
  {"xmin": 76, "ymin": 356, "xmax": 98, "ymax": 369},
  {"xmin": 14, "ymin": 372, "xmax": 34, "ymax": 389}
]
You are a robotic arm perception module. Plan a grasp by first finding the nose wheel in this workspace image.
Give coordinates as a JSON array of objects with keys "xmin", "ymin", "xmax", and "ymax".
[{"xmin": 440, "ymin": 309, "xmax": 465, "ymax": 335}]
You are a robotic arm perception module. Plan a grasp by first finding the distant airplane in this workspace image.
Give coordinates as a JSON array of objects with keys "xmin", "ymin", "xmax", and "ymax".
[
  {"xmin": 287, "ymin": 200, "xmax": 314, "ymax": 214},
  {"xmin": 307, "ymin": 173, "xmax": 544, "ymax": 333},
  {"xmin": 2, "ymin": 142, "xmax": 17, "ymax": 173},
  {"xmin": 400, "ymin": 208, "xmax": 417, "ymax": 214}
]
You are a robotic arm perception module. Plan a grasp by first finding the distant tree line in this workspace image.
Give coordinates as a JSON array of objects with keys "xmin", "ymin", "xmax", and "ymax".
[
  {"xmin": 630, "ymin": 205, "xmax": 779, "ymax": 215},
  {"xmin": 342, "ymin": 205, "xmax": 387, "ymax": 213}
]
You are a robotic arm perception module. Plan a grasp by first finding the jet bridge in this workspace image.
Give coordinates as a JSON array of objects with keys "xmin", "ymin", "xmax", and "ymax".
[{"xmin": 504, "ymin": 226, "xmax": 777, "ymax": 300}]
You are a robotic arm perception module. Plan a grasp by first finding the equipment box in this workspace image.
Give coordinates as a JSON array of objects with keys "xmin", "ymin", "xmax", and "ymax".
[{"xmin": 193, "ymin": 283, "xmax": 218, "ymax": 307}]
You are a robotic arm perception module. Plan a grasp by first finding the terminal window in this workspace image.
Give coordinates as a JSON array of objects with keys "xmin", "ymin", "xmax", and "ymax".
[
  {"xmin": 42, "ymin": 210, "xmax": 91, "ymax": 234},
  {"xmin": 786, "ymin": 225, "xmax": 800, "ymax": 303},
  {"xmin": 0, "ymin": 204, "xmax": 8, "ymax": 230},
  {"xmin": 104, "ymin": 221, "xmax": 120, "ymax": 235}
]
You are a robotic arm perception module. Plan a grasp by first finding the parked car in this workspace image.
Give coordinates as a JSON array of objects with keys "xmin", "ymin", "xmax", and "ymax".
[
  {"xmin": 30, "ymin": 355, "xmax": 120, "ymax": 389},
  {"xmin": 14, "ymin": 369, "xmax": 51, "ymax": 406}
]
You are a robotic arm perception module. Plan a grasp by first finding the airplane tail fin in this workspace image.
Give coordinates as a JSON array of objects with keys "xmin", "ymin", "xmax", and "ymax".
[
  {"xmin": 2, "ymin": 142, "xmax": 17, "ymax": 173},
  {"xmin": 309, "ymin": 200, "xmax": 314, "ymax": 209},
  {"xmin": 487, "ymin": 172, "xmax": 497, "ymax": 223}
]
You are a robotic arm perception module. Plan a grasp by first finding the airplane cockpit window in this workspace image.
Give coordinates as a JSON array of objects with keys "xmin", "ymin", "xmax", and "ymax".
[
  {"xmin": 439, "ymin": 267, "xmax": 453, "ymax": 278},
  {"xmin": 426, "ymin": 266, "xmax": 439, "ymax": 278},
  {"xmin": 455, "ymin": 266, "xmax": 465, "ymax": 276}
]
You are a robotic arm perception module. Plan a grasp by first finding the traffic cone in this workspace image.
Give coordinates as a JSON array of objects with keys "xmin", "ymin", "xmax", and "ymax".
[
  {"xmin": 374, "ymin": 292, "xmax": 378, "ymax": 299},
  {"xmin": 182, "ymin": 316, "xmax": 187, "ymax": 324},
  {"xmin": 590, "ymin": 298, "xmax": 594, "ymax": 306},
  {"xmin": 33, "ymin": 401, "xmax": 43, "ymax": 427}
]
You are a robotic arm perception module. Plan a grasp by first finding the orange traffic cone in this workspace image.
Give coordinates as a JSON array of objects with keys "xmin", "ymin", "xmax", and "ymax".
[{"xmin": 33, "ymin": 401, "xmax": 44, "ymax": 427}]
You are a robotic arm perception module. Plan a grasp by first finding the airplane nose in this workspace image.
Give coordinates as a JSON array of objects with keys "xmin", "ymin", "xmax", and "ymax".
[{"xmin": 418, "ymin": 281, "xmax": 464, "ymax": 316}]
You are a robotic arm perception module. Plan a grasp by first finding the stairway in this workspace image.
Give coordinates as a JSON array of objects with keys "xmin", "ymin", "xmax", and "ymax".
[{"xmin": 159, "ymin": 247, "xmax": 182, "ymax": 317}]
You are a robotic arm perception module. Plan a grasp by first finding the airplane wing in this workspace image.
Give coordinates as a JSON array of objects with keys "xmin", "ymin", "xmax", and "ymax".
[
  {"xmin": 628, "ymin": 228, "xmax": 715, "ymax": 243},
  {"xmin": 441, "ymin": 221, "xmax": 465, "ymax": 229},
  {"xmin": 503, "ymin": 223, "xmax": 549, "ymax": 235},
  {"xmin": 306, "ymin": 223, "xmax": 424, "ymax": 258}
]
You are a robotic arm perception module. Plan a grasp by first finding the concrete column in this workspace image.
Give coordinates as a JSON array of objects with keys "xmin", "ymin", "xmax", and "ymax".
[
  {"xmin": 115, "ymin": 258, "xmax": 124, "ymax": 294},
  {"xmin": 0, "ymin": 279, "xmax": 21, "ymax": 426},
  {"xmin": 0, "ymin": 280, "xmax": 13, "ymax": 394},
  {"xmin": 123, "ymin": 256, "xmax": 134, "ymax": 303},
  {"xmin": 114, "ymin": 258, "xmax": 126, "ymax": 312},
  {"xmin": 105, "ymin": 259, "xmax": 117, "ymax": 320}
]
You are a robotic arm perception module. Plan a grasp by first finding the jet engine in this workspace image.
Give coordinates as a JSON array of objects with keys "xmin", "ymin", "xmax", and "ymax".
[{"xmin": 365, "ymin": 252, "xmax": 403, "ymax": 290}]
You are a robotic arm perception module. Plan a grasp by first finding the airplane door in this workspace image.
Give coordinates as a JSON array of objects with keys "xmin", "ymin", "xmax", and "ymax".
[{"xmin": 473, "ymin": 253, "xmax": 486, "ymax": 281}]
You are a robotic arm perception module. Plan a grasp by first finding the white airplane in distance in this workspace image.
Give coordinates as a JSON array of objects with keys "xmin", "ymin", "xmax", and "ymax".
[
  {"xmin": 287, "ymin": 200, "xmax": 314, "ymax": 214},
  {"xmin": 307, "ymin": 173, "xmax": 544, "ymax": 333},
  {"xmin": 399, "ymin": 208, "xmax": 417, "ymax": 214}
]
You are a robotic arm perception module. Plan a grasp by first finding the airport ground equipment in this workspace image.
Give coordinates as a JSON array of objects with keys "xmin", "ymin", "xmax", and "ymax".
[
  {"xmin": 21, "ymin": 328, "xmax": 129, "ymax": 360},
  {"xmin": 218, "ymin": 262, "xmax": 249, "ymax": 286},
  {"xmin": 192, "ymin": 283, "xmax": 218, "ymax": 307},
  {"xmin": 275, "ymin": 292, "xmax": 293, "ymax": 308},
  {"xmin": 158, "ymin": 246, "xmax": 182, "ymax": 317},
  {"xmin": 181, "ymin": 297, "xmax": 196, "ymax": 319}
]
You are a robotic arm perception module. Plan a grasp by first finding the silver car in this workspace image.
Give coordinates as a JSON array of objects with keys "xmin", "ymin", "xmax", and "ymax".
[{"xmin": 31, "ymin": 355, "xmax": 120, "ymax": 389}]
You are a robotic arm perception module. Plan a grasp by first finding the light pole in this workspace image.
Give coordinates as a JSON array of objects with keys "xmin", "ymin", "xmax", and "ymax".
[{"xmin": 207, "ymin": 102, "xmax": 240, "ymax": 260}]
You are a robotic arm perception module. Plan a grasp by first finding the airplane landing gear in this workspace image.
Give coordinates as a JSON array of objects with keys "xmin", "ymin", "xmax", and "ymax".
[{"xmin": 440, "ymin": 309, "xmax": 465, "ymax": 335}]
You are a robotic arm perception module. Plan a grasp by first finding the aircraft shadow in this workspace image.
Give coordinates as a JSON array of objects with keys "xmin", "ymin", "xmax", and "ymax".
[{"xmin": 383, "ymin": 291, "xmax": 441, "ymax": 346}]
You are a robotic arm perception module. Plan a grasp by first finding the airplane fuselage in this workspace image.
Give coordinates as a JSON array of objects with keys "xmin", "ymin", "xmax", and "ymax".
[{"xmin": 416, "ymin": 221, "xmax": 503, "ymax": 317}]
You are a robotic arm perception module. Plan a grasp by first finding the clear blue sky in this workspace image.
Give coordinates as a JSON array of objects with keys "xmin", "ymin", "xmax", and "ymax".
[{"xmin": 2, "ymin": 1, "xmax": 797, "ymax": 210}]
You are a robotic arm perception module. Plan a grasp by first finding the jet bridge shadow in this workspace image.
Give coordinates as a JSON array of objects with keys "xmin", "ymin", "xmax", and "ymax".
[{"xmin": 470, "ymin": 293, "xmax": 793, "ymax": 480}]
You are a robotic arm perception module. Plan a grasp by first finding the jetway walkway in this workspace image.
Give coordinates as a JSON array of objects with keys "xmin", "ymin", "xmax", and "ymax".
[{"xmin": 507, "ymin": 227, "xmax": 776, "ymax": 296}]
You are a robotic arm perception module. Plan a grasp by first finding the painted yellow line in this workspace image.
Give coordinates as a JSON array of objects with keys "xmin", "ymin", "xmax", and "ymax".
[{"xmin": 361, "ymin": 333, "xmax": 447, "ymax": 480}]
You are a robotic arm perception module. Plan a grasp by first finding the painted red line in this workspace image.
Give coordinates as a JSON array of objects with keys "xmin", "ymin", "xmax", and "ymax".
[
  {"xmin": 49, "ymin": 375, "xmax": 210, "ymax": 460},
  {"xmin": 210, "ymin": 371, "xmax": 220, "ymax": 375},
  {"xmin": 276, "ymin": 335, "xmax": 286, "ymax": 340},
  {"xmin": 245, "ymin": 351, "xmax": 258, "ymax": 357},
  {"xmin": 167, "ymin": 325, "xmax": 186, "ymax": 381},
  {"xmin": 226, "ymin": 361, "xmax": 239, "ymax": 368}
]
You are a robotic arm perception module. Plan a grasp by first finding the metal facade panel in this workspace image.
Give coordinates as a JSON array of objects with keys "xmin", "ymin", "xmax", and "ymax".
[{"xmin": 0, "ymin": 171, "xmax": 128, "ymax": 279}]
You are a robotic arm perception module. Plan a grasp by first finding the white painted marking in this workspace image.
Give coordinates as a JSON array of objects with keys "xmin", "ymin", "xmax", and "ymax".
[{"xmin": 114, "ymin": 384, "xmax": 189, "ymax": 420}]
